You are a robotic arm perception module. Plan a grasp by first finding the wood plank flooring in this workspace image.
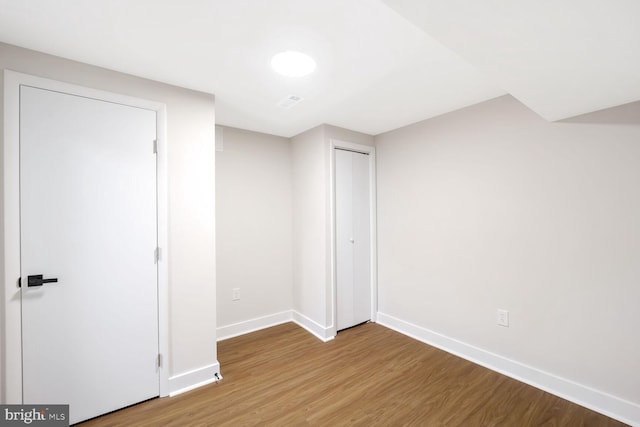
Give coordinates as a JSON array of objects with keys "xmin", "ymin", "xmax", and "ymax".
[{"xmin": 80, "ymin": 322, "xmax": 627, "ymax": 426}]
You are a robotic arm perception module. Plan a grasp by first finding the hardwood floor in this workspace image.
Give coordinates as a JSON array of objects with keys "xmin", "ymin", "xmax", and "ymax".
[{"xmin": 81, "ymin": 322, "xmax": 627, "ymax": 426}]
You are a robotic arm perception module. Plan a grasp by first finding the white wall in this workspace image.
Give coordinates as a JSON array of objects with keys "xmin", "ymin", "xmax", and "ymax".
[
  {"xmin": 291, "ymin": 125, "xmax": 328, "ymax": 336},
  {"xmin": 290, "ymin": 125, "xmax": 373, "ymax": 339},
  {"xmin": 324, "ymin": 125, "xmax": 375, "ymax": 147},
  {"xmin": 375, "ymin": 95, "xmax": 640, "ymax": 422},
  {"xmin": 216, "ymin": 126, "xmax": 292, "ymax": 337},
  {"xmin": 214, "ymin": 123, "xmax": 373, "ymax": 341},
  {"xmin": 0, "ymin": 42, "xmax": 217, "ymax": 401}
]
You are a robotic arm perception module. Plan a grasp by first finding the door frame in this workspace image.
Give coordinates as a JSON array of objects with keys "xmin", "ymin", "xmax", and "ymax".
[
  {"xmin": 329, "ymin": 139, "xmax": 377, "ymax": 337},
  {"xmin": 2, "ymin": 70, "xmax": 170, "ymax": 402}
]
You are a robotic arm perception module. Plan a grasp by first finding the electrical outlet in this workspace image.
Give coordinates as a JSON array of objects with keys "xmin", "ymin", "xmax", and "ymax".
[
  {"xmin": 497, "ymin": 309, "xmax": 509, "ymax": 327},
  {"xmin": 232, "ymin": 288, "xmax": 240, "ymax": 301}
]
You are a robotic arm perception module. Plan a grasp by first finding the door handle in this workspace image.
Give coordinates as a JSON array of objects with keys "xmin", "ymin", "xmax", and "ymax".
[{"xmin": 26, "ymin": 274, "xmax": 58, "ymax": 287}]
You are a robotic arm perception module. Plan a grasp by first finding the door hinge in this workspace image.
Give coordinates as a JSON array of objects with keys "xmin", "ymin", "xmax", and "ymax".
[
  {"xmin": 153, "ymin": 139, "xmax": 158, "ymax": 154},
  {"xmin": 154, "ymin": 247, "xmax": 161, "ymax": 263},
  {"xmin": 157, "ymin": 353, "xmax": 162, "ymax": 368}
]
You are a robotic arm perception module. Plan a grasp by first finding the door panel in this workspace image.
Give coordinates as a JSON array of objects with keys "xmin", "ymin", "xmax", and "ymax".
[
  {"xmin": 351, "ymin": 152, "xmax": 371, "ymax": 325},
  {"xmin": 336, "ymin": 149, "xmax": 371, "ymax": 331},
  {"xmin": 20, "ymin": 86, "xmax": 159, "ymax": 424},
  {"xmin": 336, "ymin": 150, "xmax": 355, "ymax": 330}
]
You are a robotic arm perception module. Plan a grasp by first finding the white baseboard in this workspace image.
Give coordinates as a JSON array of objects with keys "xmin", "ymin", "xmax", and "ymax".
[
  {"xmin": 168, "ymin": 362, "xmax": 221, "ymax": 397},
  {"xmin": 376, "ymin": 312, "xmax": 639, "ymax": 426},
  {"xmin": 216, "ymin": 310, "xmax": 335, "ymax": 343},
  {"xmin": 217, "ymin": 311, "xmax": 293, "ymax": 341},
  {"xmin": 292, "ymin": 311, "xmax": 335, "ymax": 342}
]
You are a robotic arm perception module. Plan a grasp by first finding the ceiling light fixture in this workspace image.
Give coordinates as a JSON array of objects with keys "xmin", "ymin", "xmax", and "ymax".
[{"xmin": 271, "ymin": 51, "xmax": 316, "ymax": 77}]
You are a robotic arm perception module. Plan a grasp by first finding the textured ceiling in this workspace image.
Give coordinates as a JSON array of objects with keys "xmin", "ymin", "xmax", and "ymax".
[{"xmin": 0, "ymin": 0, "xmax": 637, "ymax": 137}]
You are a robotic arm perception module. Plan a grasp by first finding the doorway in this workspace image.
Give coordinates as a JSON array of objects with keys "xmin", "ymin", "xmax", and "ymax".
[
  {"xmin": 3, "ymin": 71, "xmax": 169, "ymax": 423},
  {"xmin": 331, "ymin": 140, "xmax": 377, "ymax": 334}
]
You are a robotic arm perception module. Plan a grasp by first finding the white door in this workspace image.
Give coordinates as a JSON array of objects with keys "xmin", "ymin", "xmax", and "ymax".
[
  {"xmin": 20, "ymin": 85, "xmax": 159, "ymax": 424},
  {"xmin": 335, "ymin": 148, "xmax": 371, "ymax": 331}
]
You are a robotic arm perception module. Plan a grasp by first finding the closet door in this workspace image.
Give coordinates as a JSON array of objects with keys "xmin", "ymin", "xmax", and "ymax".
[{"xmin": 335, "ymin": 148, "xmax": 371, "ymax": 331}]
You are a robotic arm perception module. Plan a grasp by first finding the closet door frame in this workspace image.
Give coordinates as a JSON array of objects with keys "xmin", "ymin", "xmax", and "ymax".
[{"xmin": 329, "ymin": 139, "xmax": 377, "ymax": 337}]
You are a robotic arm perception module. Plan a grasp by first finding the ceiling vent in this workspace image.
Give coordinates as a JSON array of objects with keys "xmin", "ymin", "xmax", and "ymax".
[{"xmin": 277, "ymin": 95, "xmax": 304, "ymax": 109}]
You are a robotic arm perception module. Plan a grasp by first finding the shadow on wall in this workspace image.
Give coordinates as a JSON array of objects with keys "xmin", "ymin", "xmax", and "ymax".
[{"xmin": 559, "ymin": 100, "xmax": 640, "ymax": 125}]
